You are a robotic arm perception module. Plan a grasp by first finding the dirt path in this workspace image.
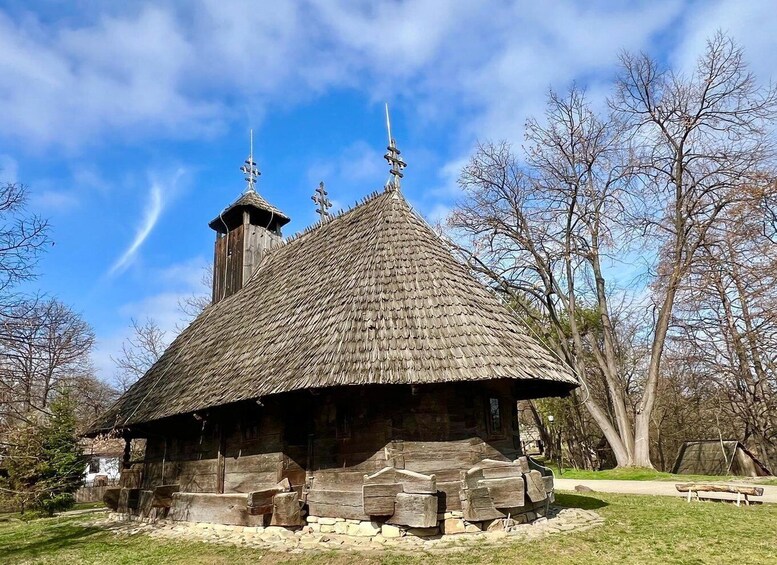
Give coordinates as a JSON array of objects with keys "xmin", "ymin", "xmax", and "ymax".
[{"xmin": 555, "ymin": 478, "xmax": 777, "ymax": 504}]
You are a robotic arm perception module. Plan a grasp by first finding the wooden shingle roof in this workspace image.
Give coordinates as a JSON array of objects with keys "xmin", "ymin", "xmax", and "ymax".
[
  {"xmin": 93, "ymin": 189, "xmax": 577, "ymax": 432},
  {"xmin": 208, "ymin": 190, "xmax": 290, "ymax": 233}
]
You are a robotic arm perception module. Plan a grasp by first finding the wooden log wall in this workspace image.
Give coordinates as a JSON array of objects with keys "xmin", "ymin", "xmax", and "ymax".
[{"xmin": 136, "ymin": 380, "xmax": 523, "ymax": 516}]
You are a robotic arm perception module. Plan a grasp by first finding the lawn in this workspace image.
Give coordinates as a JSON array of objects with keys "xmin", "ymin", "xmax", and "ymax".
[
  {"xmin": 545, "ymin": 463, "xmax": 777, "ymax": 485},
  {"xmin": 1, "ymin": 492, "xmax": 776, "ymax": 564}
]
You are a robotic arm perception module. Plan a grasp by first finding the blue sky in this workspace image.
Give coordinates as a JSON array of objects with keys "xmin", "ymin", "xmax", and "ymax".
[{"xmin": 1, "ymin": 0, "xmax": 775, "ymax": 385}]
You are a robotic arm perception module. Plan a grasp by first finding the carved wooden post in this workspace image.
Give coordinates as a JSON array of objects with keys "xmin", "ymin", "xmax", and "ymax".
[
  {"xmin": 122, "ymin": 434, "xmax": 132, "ymax": 470},
  {"xmin": 216, "ymin": 423, "xmax": 226, "ymax": 494}
]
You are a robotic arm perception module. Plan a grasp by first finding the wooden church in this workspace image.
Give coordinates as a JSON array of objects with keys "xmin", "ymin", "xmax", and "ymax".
[{"xmin": 90, "ymin": 130, "xmax": 578, "ymax": 531}]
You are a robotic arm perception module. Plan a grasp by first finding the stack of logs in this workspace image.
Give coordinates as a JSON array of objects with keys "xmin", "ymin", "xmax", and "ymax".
[{"xmin": 104, "ymin": 456, "xmax": 553, "ymax": 530}]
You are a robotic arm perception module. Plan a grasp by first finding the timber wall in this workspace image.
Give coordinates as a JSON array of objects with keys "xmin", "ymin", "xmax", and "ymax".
[{"xmin": 136, "ymin": 380, "xmax": 522, "ymax": 515}]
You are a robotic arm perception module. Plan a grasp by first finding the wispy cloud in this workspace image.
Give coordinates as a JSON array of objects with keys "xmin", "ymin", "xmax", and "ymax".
[{"xmin": 108, "ymin": 180, "xmax": 164, "ymax": 276}]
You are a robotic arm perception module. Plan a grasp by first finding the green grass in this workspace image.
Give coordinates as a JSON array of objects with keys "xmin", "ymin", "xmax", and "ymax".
[
  {"xmin": 544, "ymin": 463, "xmax": 777, "ymax": 485},
  {"xmin": 1, "ymin": 493, "xmax": 777, "ymax": 564}
]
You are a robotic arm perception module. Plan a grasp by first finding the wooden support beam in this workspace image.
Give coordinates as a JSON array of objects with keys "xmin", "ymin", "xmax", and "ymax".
[
  {"xmin": 388, "ymin": 493, "xmax": 438, "ymax": 528},
  {"xmin": 363, "ymin": 483, "xmax": 402, "ymax": 516},
  {"xmin": 485, "ymin": 477, "xmax": 525, "ymax": 508},
  {"xmin": 525, "ymin": 470, "xmax": 547, "ymax": 503},
  {"xmin": 216, "ymin": 425, "xmax": 226, "ymax": 494},
  {"xmin": 152, "ymin": 484, "xmax": 181, "ymax": 508},
  {"xmin": 103, "ymin": 487, "xmax": 121, "ymax": 511},
  {"xmin": 271, "ymin": 491, "xmax": 304, "ymax": 526}
]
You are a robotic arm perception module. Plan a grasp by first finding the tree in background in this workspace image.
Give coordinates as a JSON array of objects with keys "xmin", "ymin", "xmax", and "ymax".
[
  {"xmin": 610, "ymin": 31, "xmax": 777, "ymax": 467},
  {"xmin": 0, "ymin": 298, "xmax": 95, "ymax": 427},
  {"xmin": 0, "ymin": 182, "xmax": 48, "ymax": 310},
  {"xmin": 450, "ymin": 33, "xmax": 777, "ymax": 468},
  {"xmin": 111, "ymin": 318, "xmax": 168, "ymax": 394},
  {"xmin": 4, "ymin": 393, "xmax": 83, "ymax": 515}
]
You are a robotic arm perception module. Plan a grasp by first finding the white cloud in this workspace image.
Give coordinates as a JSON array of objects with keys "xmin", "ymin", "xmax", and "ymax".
[
  {"xmin": 107, "ymin": 180, "xmax": 164, "ymax": 276},
  {"xmin": 0, "ymin": 0, "xmax": 692, "ymax": 153}
]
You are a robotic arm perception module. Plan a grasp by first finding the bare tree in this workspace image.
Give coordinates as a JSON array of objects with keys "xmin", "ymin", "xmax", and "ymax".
[
  {"xmin": 450, "ymin": 87, "xmax": 645, "ymax": 467},
  {"xmin": 0, "ymin": 182, "xmax": 48, "ymax": 309},
  {"xmin": 612, "ymin": 32, "xmax": 777, "ymax": 466},
  {"xmin": 0, "ymin": 298, "xmax": 95, "ymax": 426},
  {"xmin": 111, "ymin": 318, "xmax": 168, "ymax": 393},
  {"xmin": 451, "ymin": 33, "xmax": 777, "ymax": 468},
  {"xmin": 674, "ymin": 186, "xmax": 777, "ymax": 470},
  {"xmin": 177, "ymin": 264, "xmax": 212, "ymax": 323}
]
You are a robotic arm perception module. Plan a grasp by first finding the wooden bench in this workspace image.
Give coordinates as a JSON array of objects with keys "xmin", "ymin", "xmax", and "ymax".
[{"xmin": 676, "ymin": 483, "xmax": 764, "ymax": 506}]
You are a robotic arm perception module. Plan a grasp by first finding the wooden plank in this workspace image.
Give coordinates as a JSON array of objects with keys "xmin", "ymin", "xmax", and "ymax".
[
  {"xmin": 363, "ymin": 467, "xmax": 397, "ymax": 485},
  {"xmin": 103, "ymin": 487, "xmax": 121, "ymax": 511},
  {"xmin": 224, "ymin": 471, "xmax": 280, "ymax": 493},
  {"xmin": 363, "ymin": 483, "xmax": 401, "ymax": 516},
  {"xmin": 169, "ymin": 492, "xmax": 265, "ymax": 526},
  {"xmin": 217, "ymin": 427, "xmax": 226, "ymax": 494},
  {"xmin": 271, "ymin": 492, "xmax": 304, "ymax": 526},
  {"xmin": 436, "ymin": 480, "xmax": 463, "ymax": 512},
  {"xmin": 138, "ymin": 490, "xmax": 155, "ymax": 517},
  {"xmin": 306, "ymin": 489, "xmax": 362, "ymax": 507},
  {"xmin": 515, "ymin": 456, "xmax": 531, "ymax": 474},
  {"xmin": 525, "ymin": 470, "xmax": 547, "ymax": 503},
  {"xmin": 247, "ymin": 484, "xmax": 287, "ymax": 516},
  {"xmin": 306, "ymin": 501, "xmax": 370, "ymax": 521},
  {"xmin": 484, "ymin": 477, "xmax": 525, "ymax": 508},
  {"xmin": 388, "ymin": 493, "xmax": 438, "ymax": 528},
  {"xmin": 152, "ymin": 484, "xmax": 180, "ymax": 508},
  {"xmin": 396, "ymin": 469, "xmax": 436, "ymax": 494},
  {"xmin": 460, "ymin": 486, "xmax": 503, "ymax": 522},
  {"xmin": 479, "ymin": 459, "xmax": 523, "ymax": 480},
  {"xmin": 223, "ymin": 452, "xmax": 283, "ymax": 474},
  {"xmin": 364, "ymin": 467, "xmax": 436, "ymax": 494},
  {"xmin": 118, "ymin": 488, "xmax": 140, "ymax": 512}
]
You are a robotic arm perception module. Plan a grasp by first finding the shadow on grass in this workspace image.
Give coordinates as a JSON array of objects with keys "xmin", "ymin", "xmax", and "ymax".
[
  {"xmin": 0, "ymin": 522, "xmax": 104, "ymax": 561},
  {"xmin": 555, "ymin": 492, "xmax": 609, "ymax": 510}
]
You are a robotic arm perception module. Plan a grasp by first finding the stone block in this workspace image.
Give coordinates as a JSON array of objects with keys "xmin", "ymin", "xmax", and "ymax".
[
  {"xmin": 318, "ymin": 517, "xmax": 337, "ymax": 525},
  {"xmin": 306, "ymin": 515, "xmax": 319, "ymax": 523},
  {"xmin": 334, "ymin": 522, "xmax": 348, "ymax": 535},
  {"xmin": 381, "ymin": 524, "xmax": 403, "ymax": 538},
  {"xmin": 441, "ymin": 518, "xmax": 466, "ymax": 535},
  {"xmin": 358, "ymin": 521, "xmax": 381, "ymax": 537}
]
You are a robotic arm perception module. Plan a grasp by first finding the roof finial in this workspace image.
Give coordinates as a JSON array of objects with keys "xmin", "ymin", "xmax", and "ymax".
[
  {"xmin": 311, "ymin": 181, "xmax": 332, "ymax": 221},
  {"xmin": 240, "ymin": 129, "xmax": 260, "ymax": 193},
  {"xmin": 384, "ymin": 103, "xmax": 406, "ymax": 192}
]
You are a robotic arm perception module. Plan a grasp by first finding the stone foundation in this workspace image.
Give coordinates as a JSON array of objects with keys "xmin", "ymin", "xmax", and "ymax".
[{"xmin": 98, "ymin": 506, "xmax": 603, "ymax": 553}]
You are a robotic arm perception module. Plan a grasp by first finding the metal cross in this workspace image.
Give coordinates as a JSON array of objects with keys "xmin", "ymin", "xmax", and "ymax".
[
  {"xmin": 240, "ymin": 129, "xmax": 260, "ymax": 192},
  {"xmin": 311, "ymin": 181, "xmax": 332, "ymax": 221},
  {"xmin": 384, "ymin": 104, "xmax": 407, "ymax": 191}
]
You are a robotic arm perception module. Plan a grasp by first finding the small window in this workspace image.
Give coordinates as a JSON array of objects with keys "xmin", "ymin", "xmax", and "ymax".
[
  {"xmin": 88, "ymin": 458, "xmax": 100, "ymax": 474},
  {"xmin": 487, "ymin": 397, "xmax": 503, "ymax": 436}
]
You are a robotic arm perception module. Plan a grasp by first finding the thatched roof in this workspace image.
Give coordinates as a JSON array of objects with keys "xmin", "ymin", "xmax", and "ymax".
[{"xmin": 92, "ymin": 189, "xmax": 577, "ymax": 432}]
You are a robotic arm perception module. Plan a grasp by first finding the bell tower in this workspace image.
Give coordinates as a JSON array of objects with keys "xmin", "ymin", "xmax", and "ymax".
[{"xmin": 209, "ymin": 133, "xmax": 290, "ymax": 303}]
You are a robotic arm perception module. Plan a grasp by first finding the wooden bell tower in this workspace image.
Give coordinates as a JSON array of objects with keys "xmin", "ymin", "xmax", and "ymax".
[{"xmin": 209, "ymin": 136, "xmax": 290, "ymax": 303}]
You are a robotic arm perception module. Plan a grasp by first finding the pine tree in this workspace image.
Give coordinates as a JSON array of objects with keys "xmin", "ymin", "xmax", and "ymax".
[{"xmin": 5, "ymin": 393, "xmax": 84, "ymax": 515}]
